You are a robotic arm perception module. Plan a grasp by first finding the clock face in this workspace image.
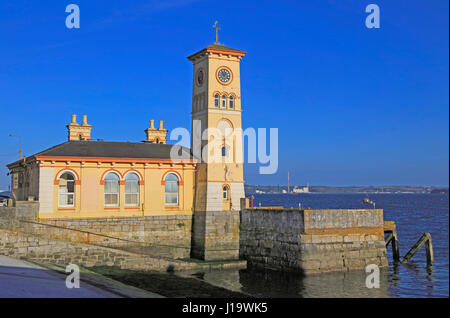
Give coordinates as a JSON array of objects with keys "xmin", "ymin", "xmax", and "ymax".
[
  {"xmin": 197, "ymin": 69, "xmax": 204, "ymax": 85},
  {"xmin": 217, "ymin": 68, "xmax": 231, "ymax": 83}
]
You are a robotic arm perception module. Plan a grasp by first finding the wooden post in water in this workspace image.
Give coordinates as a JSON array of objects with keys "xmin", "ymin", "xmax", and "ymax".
[
  {"xmin": 391, "ymin": 232, "xmax": 400, "ymax": 261},
  {"xmin": 425, "ymin": 233, "xmax": 434, "ymax": 265},
  {"xmin": 401, "ymin": 232, "xmax": 434, "ymax": 265},
  {"xmin": 384, "ymin": 221, "xmax": 400, "ymax": 261}
]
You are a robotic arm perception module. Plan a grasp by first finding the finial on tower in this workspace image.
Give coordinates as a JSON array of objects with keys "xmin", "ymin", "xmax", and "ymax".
[{"xmin": 213, "ymin": 20, "xmax": 221, "ymax": 44}]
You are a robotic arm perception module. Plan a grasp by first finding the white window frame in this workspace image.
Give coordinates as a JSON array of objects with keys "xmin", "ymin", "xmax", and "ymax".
[
  {"xmin": 124, "ymin": 173, "xmax": 140, "ymax": 207},
  {"xmin": 229, "ymin": 95, "xmax": 234, "ymax": 109},
  {"xmin": 164, "ymin": 173, "xmax": 179, "ymax": 206},
  {"xmin": 222, "ymin": 94, "xmax": 227, "ymax": 108},
  {"xmin": 58, "ymin": 172, "xmax": 76, "ymax": 208},
  {"xmin": 214, "ymin": 94, "xmax": 220, "ymax": 108},
  {"xmin": 223, "ymin": 186, "xmax": 229, "ymax": 200},
  {"xmin": 104, "ymin": 173, "xmax": 120, "ymax": 207}
]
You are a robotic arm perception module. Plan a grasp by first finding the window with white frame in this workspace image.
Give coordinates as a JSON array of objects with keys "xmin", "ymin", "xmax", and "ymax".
[
  {"xmin": 221, "ymin": 146, "xmax": 228, "ymax": 157},
  {"xmin": 229, "ymin": 95, "xmax": 234, "ymax": 109},
  {"xmin": 104, "ymin": 172, "xmax": 120, "ymax": 206},
  {"xmin": 125, "ymin": 173, "xmax": 139, "ymax": 206},
  {"xmin": 214, "ymin": 94, "xmax": 220, "ymax": 108},
  {"xmin": 223, "ymin": 185, "xmax": 229, "ymax": 200},
  {"xmin": 58, "ymin": 172, "xmax": 75, "ymax": 207},
  {"xmin": 222, "ymin": 94, "xmax": 227, "ymax": 108},
  {"xmin": 165, "ymin": 173, "xmax": 179, "ymax": 205}
]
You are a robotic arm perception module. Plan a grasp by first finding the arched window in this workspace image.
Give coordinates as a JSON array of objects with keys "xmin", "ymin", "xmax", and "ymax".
[
  {"xmin": 214, "ymin": 94, "xmax": 220, "ymax": 108},
  {"xmin": 221, "ymin": 146, "xmax": 227, "ymax": 157},
  {"xmin": 165, "ymin": 173, "xmax": 179, "ymax": 205},
  {"xmin": 58, "ymin": 172, "xmax": 75, "ymax": 207},
  {"xmin": 222, "ymin": 94, "xmax": 227, "ymax": 108},
  {"xmin": 223, "ymin": 185, "xmax": 230, "ymax": 201},
  {"xmin": 104, "ymin": 172, "xmax": 120, "ymax": 207},
  {"xmin": 229, "ymin": 95, "xmax": 234, "ymax": 109},
  {"xmin": 125, "ymin": 173, "xmax": 139, "ymax": 206}
]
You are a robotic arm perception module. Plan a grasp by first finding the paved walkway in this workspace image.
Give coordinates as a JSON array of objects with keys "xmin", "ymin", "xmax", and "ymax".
[{"xmin": 0, "ymin": 255, "xmax": 121, "ymax": 298}]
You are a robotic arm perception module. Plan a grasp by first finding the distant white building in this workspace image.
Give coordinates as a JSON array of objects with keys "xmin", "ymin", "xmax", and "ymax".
[{"xmin": 292, "ymin": 185, "xmax": 310, "ymax": 193}]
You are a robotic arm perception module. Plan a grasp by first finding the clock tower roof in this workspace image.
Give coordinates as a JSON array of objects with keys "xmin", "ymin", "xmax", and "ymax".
[{"xmin": 187, "ymin": 43, "xmax": 246, "ymax": 61}]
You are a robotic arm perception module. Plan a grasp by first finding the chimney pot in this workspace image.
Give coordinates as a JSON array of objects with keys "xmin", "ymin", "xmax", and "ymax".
[
  {"xmin": 71, "ymin": 114, "xmax": 77, "ymax": 124},
  {"xmin": 159, "ymin": 120, "xmax": 164, "ymax": 130},
  {"xmin": 82, "ymin": 115, "xmax": 88, "ymax": 126},
  {"xmin": 150, "ymin": 119, "xmax": 155, "ymax": 129}
]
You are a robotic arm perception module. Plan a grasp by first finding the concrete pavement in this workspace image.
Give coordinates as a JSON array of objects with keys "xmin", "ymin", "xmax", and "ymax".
[{"xmin": 0, "ymin": 255, "xmax": 122, "ymax": 298}]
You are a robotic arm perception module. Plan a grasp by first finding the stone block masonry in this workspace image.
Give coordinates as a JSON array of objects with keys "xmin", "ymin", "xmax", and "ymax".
[
  {"xmin": 191, "ymin": 211, "xmax": 240, "ymax": 260},
  {"xmin": 0, "ymin": 229, "xmax": 246, "ymax": 272},
  {"xmin": 36, "ymin": 215, "xmax": 193, "ymax": 259},
  {"xmin": 0, "ymin": 205, "xmax": 192, "ymax": 259},
  {"xmin": 240, "ymin": 208, "xmax": 388, "ymax": 274}
]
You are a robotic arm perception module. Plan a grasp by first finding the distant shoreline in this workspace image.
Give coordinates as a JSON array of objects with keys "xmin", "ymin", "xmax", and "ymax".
[{"xmin": 245, "ymin": 185, "xmax": 449, "ymax": 195}]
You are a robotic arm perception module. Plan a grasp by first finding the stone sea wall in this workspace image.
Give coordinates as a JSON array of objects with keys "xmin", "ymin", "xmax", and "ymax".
[
  {"xmin": 191, "ymin": 210, "xmax": 240, "ymax": 260},
  {"xmin": 0, "ymin": 204, "xmax": 192, "ymax": 259},
  {"xmin": 240, "ymin": 208, "xmax": 387, "ymax": 274},
  {"xmin": 0, "ymin": 229, "xmax": 245, "ymax": 272}
]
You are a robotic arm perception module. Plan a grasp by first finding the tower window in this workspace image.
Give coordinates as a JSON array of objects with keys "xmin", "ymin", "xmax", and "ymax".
[
  {"xmin": 214, "ymin": 94, "xmax": 219, "ymax": 108},
  {"xmin": 221, "ymin": 146, "xmax": 228, "ymax": 157},
  {"xmin": 223, "ymin": 185, "xmax": 230, "ymax": 200},
  {"xmin": 222, "ymin": 94, "xmax": 227, "ymax": 108},
  {"xmin": 229, "ymin": 95, "xmax": 234, "ymax": 109}
]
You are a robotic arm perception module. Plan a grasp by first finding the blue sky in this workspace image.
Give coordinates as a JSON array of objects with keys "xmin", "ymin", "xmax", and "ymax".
[{"xmin": 0, "ymin": 0, "xmax": 448, "ymax": 189}]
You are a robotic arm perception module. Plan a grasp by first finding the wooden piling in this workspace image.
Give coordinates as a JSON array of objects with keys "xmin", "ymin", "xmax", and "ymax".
[
  {"xmin": 391, "ymin": 232, "xmax": 400, "ymax": 261},
  {"xmin": 401, "ymin": 232, "xmax": 434, "ymax": 265},
  {"xmin": 425, "ymin": 233, "xmax": 434, "ymax": 265},
  {"xmin": 384, "ymin": 221, "xmax": 400, "ymax": 261}
]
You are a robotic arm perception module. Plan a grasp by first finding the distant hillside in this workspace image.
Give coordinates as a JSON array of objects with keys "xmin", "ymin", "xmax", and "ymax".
[{"xmin": 245, "ymin": 185, "xmax": 448, "ymax": 194}]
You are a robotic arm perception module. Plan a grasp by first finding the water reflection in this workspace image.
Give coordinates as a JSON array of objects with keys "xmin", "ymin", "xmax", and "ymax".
[{"xmin": 180, "ymin": 267, "xmax": 390, "ymax": 298}]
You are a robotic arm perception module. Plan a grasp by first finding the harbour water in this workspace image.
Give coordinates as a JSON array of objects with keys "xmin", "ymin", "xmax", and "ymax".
[{"xmin": 182, "ymin": 193, "xmax": 449, "ymax": 298}]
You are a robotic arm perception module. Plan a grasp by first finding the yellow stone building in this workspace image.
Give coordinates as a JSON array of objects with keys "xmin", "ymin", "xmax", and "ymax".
[{"xmin": 7, "ymin": 38, "xmax": 247, "ymax": 221}]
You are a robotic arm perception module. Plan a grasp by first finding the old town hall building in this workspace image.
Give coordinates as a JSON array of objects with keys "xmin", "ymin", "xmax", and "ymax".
[{"xmin": 7, "ymin": 37, "xmax": 247, "ymax": 222}]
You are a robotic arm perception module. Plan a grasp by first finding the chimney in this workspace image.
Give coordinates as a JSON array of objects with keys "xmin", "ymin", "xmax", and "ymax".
[
  {"xmin": 82, "ymin": 115, "xmax": 89, "ymax": 126},
  {"xmin": 67, "ymin": 114, "xmax": 93, "ymax": 141},
  {"xmin": 144, "ymin": 119, "xmax": 168, "ymax": 144}
]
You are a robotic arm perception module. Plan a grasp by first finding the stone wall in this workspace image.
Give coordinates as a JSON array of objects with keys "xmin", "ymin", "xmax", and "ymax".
[
  {"xmin": 36, "ymin": 215, "xmax": 193, "ymax": 258},
  {"xmin": 240, "ymin": 208, "xmax": 387, "ymax": 274},
  {"xmin": 0, "ymin": 229, "xmax": 246, "ymax": 272},
  {"xmin": 191, "ymin": 210, "xmax": 240, "ymax": 260},
  {"xmin": 0, "ymin": 205, "xmax": 192, "ymax": 259}
]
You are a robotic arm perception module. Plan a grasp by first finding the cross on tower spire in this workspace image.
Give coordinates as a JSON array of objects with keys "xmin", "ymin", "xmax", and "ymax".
[{"xmin": 213, "ymin": 20, "xmax": 221, "ymax": 44}]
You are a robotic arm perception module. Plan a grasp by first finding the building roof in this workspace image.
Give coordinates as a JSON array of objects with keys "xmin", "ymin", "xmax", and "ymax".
[
  {"xmin": 7, "ymin": 141, "xmax": 193, "ymax": 167},
  {"xmin": 187, "ymin": 42, "xmax": 246, "ymax": 60},
  {"xmin": 205, "ymin": 43, "xmax": 246, "ymax": 54}
]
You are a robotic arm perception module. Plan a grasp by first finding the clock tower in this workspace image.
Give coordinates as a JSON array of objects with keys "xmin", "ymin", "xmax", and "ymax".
[
  {"xmin": 187, "ymin": 30, "xmax": 246, "ymax": 213},
  {"xmin": 188, "ymin": 23, "xmax": 246, "ymax": 260}
]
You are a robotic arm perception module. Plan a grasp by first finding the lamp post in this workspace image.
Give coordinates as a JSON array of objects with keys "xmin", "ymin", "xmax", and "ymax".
[{"xmin": 9, "ymin": 134, "xmax": 22, "ymax": 160}]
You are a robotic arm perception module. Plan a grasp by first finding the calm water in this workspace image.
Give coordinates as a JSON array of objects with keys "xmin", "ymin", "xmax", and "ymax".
[{"xmin": 184, "ymin": 193, "xmax": 449, "ymax": 298}]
